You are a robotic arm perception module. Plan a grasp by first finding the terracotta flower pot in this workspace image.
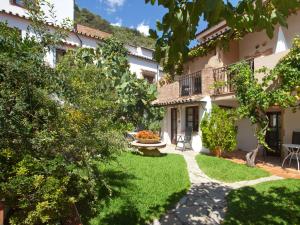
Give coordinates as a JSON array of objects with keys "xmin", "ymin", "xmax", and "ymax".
[
  {"xmin": 213, "ymin": 147, "xmax": 222, "ymax": 157},
  {"xmin": 136, "ymin": 138, "xmax": 160, "ymax": 144}
]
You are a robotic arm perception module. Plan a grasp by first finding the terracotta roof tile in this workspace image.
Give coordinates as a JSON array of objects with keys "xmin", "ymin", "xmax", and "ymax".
[
  {"xmin": 75, "ymin": 24, "xmax": 111, "ymax": 40},
  {"xmin": 152, "ymin": 82, "xmax": 204, "ymax": 106},
  {"xmin": 0, "ymin": 10, "xmax": 111, "ymax": 41}
]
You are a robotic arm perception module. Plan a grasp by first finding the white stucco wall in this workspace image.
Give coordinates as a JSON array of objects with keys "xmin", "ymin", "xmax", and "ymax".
[
  {"xmin": 162, "ymin": 107, "xmax": 172, "ymax": 145},
  {"xmin": 236, "ymin": 119, "xmax": 258, "ymax": 152},
  {"xmin": 126, "ymin": 45, "xmax": 153, "ymax": 59},
  {"xmin": 161, "ymin": 98, "xmax": 212, "ymax": 153},
  {"xmin": 282, "ymin": 109, "xmax": 300, "ymax": 144},
  {"xmin": 127, "ymin": 55, "xmax": 161, "ymax": 80},
  {"xmin": 0, "ymin": 0, "xmax": 74, "ymax": 26}
]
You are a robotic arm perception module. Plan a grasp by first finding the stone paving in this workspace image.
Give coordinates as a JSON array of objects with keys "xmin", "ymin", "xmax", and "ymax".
[{"xmin": 152, "ymin": 147, "xmax": 283, "ymax": 225}]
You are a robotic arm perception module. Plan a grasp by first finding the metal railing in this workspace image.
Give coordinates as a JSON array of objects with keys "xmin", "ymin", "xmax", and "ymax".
[
  {"xmin": 179, "ymin": 71, "xmax": 202, "ymax": 96},
  {"xmin": 213, "ymin": 58, "xmax": 254, "ymax": 95}
]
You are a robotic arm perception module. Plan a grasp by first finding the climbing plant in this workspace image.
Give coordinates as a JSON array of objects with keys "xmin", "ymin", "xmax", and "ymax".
[{"xmin": 230, "ymin": 37, "xmax": 300, "ymax": 167}]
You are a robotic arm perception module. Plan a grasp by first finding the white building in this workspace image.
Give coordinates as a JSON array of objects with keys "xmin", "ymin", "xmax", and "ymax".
[
  {"xmin": 0, "ymin": 0, "xmax": 162, "ymax": 82},
  {"xmin": 127, "ymin": 44, "xmax": 163, "ymax": 83}
]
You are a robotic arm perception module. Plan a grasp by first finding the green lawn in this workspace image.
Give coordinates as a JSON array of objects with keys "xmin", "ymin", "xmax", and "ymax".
[
  {"xmin": 196, "ymin": 154, "xmax": 270, "ymax": 182},
  {"xmin": 224, "ymin": 179, "xmax": 300, "ymax": 225},
  {"xmin": 90, "ymin": 152, "xmax": 190, "ymax": 225}
]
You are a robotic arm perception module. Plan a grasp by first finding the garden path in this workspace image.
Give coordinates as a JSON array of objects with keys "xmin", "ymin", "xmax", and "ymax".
[{"xmin": 152, "ymin": 147, "xmax": 283, "ymax": 225}]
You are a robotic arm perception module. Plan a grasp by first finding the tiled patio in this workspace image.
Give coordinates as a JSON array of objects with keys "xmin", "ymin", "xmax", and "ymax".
[{"xmin": 223, "ymin": 150, "xmax": 300, "ymax": 179}]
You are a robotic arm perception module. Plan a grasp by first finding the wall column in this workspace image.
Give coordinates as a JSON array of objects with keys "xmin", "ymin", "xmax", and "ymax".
[{"xmin": 0, "ymin": 201, "xmax": 4, "ymax": 225}]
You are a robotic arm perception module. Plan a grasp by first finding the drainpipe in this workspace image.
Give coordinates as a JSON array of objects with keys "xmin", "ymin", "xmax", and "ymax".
[
  {"xmin": 156, "ymin": 64, "xmax": 159, "ymax": 83},
  {"xmin": 74, "ymin": 24, "xmax": 83, "ymax": 47}
]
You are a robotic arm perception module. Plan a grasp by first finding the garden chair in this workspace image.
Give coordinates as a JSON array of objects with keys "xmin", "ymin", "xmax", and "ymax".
[
  {"xmin": 292, "ymin": 131, "xmax": 300, "ymax": 145},
  {"xmin": 175, "ymin": 126, "xmax": 193, "ymax": 151}
]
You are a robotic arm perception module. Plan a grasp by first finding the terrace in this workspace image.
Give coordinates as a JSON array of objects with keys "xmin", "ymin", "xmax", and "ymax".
[
  {"xmin": 213, "ymin": 58, "xmax": 254, "ymax": 95},
  {"xmin": 179, "ymin": 71, "xmax": 202, "ymax": 97}
]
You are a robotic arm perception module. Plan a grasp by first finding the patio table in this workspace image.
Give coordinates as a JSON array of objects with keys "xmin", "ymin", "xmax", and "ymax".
[{"xmin": 282, "ymin": 144, "xmax": 300, "ymax": 171}]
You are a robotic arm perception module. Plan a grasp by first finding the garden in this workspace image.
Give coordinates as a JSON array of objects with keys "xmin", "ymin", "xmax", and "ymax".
[
  {"xmin": 0, "ymin": 18, "xmax": 169, "ymax": 224},
  {"xmin": 1, "ymin": 0, "xmax": 300, "ymax": 224}
]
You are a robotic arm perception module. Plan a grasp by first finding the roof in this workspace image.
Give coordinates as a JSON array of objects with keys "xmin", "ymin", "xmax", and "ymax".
[
  {"xmin": 189, "ymin": 27, "xmax": 230, "ymax": 52},
  {"xmin": 127, "ymin": 52, "xmax": 157, "ymax": 62},
  {"xmin": 195, "ymin": 21, "xmax": 227, "ymax": 40},
  {"xmin": 75, "ymin": 24, "xmax": 111, "ymax": 40},
  {"xmin": 0, "ymin": 9, "xmax": 111, "ymax": 40},
  {"xmin": 127, "ymin": 44, "xmax": 155, "ymax": 52},
  {"xmin": 152, "ymin": 81, "xmax": 204, "ymax": 106}
]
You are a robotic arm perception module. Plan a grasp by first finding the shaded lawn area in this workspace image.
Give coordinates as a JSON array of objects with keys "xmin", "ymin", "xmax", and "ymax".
[
  {"xmin": 90, "ymin": 152, "xmax": 190, "ymax": 225},
  {"xmin": 224, "ymin": 179, "xmax": 300, "ymax": 225},
  {"xmin": 196, "ymin": 154, "xmax": 270, "ymax": 182}
]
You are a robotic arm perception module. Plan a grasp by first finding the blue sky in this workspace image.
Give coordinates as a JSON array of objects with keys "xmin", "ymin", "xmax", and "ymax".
[{"xmin": 75, "ymin": 0, "xmax": 239, "ymax": 46}]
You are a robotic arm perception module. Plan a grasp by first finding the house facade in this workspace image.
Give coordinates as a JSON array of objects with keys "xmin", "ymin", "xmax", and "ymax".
[
  {"xmin": 0, "ymin": 0, "xmax": 163, "ymax": 82},
  {"xmin": 154, "ymin": 12, "xmax": 300, "ymax": 155}
]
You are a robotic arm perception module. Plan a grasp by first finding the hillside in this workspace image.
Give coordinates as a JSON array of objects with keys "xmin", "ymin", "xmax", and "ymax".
[{"xmin": 74, "ymin": 5, "xmax": 155, "ymax": 49}]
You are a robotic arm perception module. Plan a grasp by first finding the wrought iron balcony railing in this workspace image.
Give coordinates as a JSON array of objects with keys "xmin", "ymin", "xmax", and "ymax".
[
  {"xmin": 213, "ymin": 58, "xmax": 254, "ymax": 95},
  {"xmin": 179, "ymin": 71, "xmax": 202, "ymax": 97}
]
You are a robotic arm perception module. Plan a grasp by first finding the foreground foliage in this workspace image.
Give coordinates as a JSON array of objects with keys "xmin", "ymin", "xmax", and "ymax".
[
  {"xmin": 224, "ymin": 179, "xmax": 300, "ymax": 224},
  {"xmin": 200, "ymin": 105, "xmax": 237, "ymax": 154},
  {"xmin": 196, "ymin": 154, "xmax": 270, "ymax": 182},
  {"xmin": 0, "ymin": 22, "xmax": 128, "ymax": 224},
  {"xmin": 90, "ymin": 152, "xmax": 190, "ymax": 225},
  {"xmin": 147, "ymin": 0, "xmax": 300, "ymax": 75}
]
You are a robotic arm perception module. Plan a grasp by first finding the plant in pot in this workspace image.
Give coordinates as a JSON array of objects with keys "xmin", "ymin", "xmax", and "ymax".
[
  {"xmin": 200, "ymin": 105, "xmax": 237, "ymax": 157},
  {"xmin": 135, "ymin": 130, "xmax": 160, "ymax": 144}
]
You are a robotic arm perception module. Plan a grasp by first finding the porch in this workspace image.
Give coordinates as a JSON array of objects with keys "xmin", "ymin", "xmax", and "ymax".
[{"xmin": 223, "ymin": 150, "xmax": 300, "ymax": 179}]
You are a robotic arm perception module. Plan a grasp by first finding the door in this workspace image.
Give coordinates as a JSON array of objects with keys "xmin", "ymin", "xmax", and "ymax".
[
  {"xmin": 266, "ymin": 112, "xmax": 281, "ymax": 156},
  {"xmin": 171, "ymin": 108, "xmax": 177, "ymax": 144}
]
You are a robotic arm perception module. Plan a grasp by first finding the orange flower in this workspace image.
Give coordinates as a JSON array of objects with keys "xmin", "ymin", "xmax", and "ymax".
[{"xmin": 136, "ymin": 130, "xmax": 159, "ymax": 140}]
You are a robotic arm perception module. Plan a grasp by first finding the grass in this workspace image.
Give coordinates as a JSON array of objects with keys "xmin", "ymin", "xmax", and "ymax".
[
  {"xmin": 195, "ymin": 154, "xmax": 270, "ymax": 182},
  {"xmin": 90, "ymin": 152, "xmax": 190, "ymax": 225},
  {"xmin": 224, "ymin": 179, "xmax": 300, "ymax": 225}
]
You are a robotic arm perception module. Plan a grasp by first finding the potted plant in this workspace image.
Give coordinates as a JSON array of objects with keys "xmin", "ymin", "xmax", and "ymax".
[
  {"xmin": 135, "ymin": 130, "xmax": 160, "ymax": 144},
  {"xmin": 200, "ymin": 105, "xmax": 237, "ymax": 157}
]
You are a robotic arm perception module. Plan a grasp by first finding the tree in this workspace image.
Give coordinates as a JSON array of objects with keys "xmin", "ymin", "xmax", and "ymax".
[
  {"xmin": 0, "ymin": 2, "xmax": 164, "ymax": 222},
  {"xmin": 229, "ymin": 37, "xmax": 300, "ymax": 167},
  {"xmin": 0, "ymin": 21, "xmax": 127, "ymax": 225},
  {"xmin": 201, "ymin": 105, "xmax": 237, "ymax": 156},
  {"xmin": 117, "ymin": 72, "xmax": 165, "ymax": 130},
  {"xmin": 146, "ymin": 0, "xmax": 300, "ymax": 75}
]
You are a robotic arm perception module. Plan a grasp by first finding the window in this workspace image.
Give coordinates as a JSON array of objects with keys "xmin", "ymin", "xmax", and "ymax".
[
  {"xmin": 143, "ymin": 74, "xmax": 155, "ymax": 83},
  {"xmin": 142, "ymin": 70, "xmax": 156, "ymax": 84},
  {"xmin": 11, "ymin": 0, "xmax": 26, "ymax": 7},
  {"xmin": 186, "ymin": 106, "xmax": 199, "ymax": 132},
  {"xmin": 55, "ymin": 48, "xmax": 66, "ymax": 64}
]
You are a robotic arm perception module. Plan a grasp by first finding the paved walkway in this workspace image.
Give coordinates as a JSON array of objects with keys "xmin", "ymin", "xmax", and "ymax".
[{"xmin": 153, "ymin": 147, "xmax": 283, "ymax": 225}]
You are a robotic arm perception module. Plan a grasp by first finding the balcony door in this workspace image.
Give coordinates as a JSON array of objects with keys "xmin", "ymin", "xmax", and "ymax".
[
  {"xmin": 266, "ymin": 112, "xmax": 281, "ymax": 156},
  {"xmin": 171, "ymin": 108, "xmax": 177, "ymax": 144}
]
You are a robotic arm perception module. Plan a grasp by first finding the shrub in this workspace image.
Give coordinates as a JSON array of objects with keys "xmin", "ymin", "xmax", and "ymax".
[
  {"xmin": 0, "ymin": 23, "xmax": 125, "ymax": 225},
  {"xmin": 200, "ymin": 105, "xmax": 237, "ymax": 155}
]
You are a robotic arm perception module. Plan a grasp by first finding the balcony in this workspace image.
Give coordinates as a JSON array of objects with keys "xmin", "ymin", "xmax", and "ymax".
[
  {"xmin": 179, "ymin": 71, "xmax": 202, "ymax": 97},
  {"xmin": 213, "ymin": 58, "xmax": 254, "ymax": 95}
]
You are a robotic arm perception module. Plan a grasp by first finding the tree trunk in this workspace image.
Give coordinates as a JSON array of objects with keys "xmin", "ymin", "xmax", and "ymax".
[
  {"xmin": 246, "ymin": 146, "xmax": 259, "ymax": 167},
  {"xmin": 245, "ymin": 109, "xmax": 269, "ymax": 167}
]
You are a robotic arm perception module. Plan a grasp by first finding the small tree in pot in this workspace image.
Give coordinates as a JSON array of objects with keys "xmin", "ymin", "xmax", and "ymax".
[{"xmin": 200, "ymin": 105, "xmax": 237, "ymax": 157}]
